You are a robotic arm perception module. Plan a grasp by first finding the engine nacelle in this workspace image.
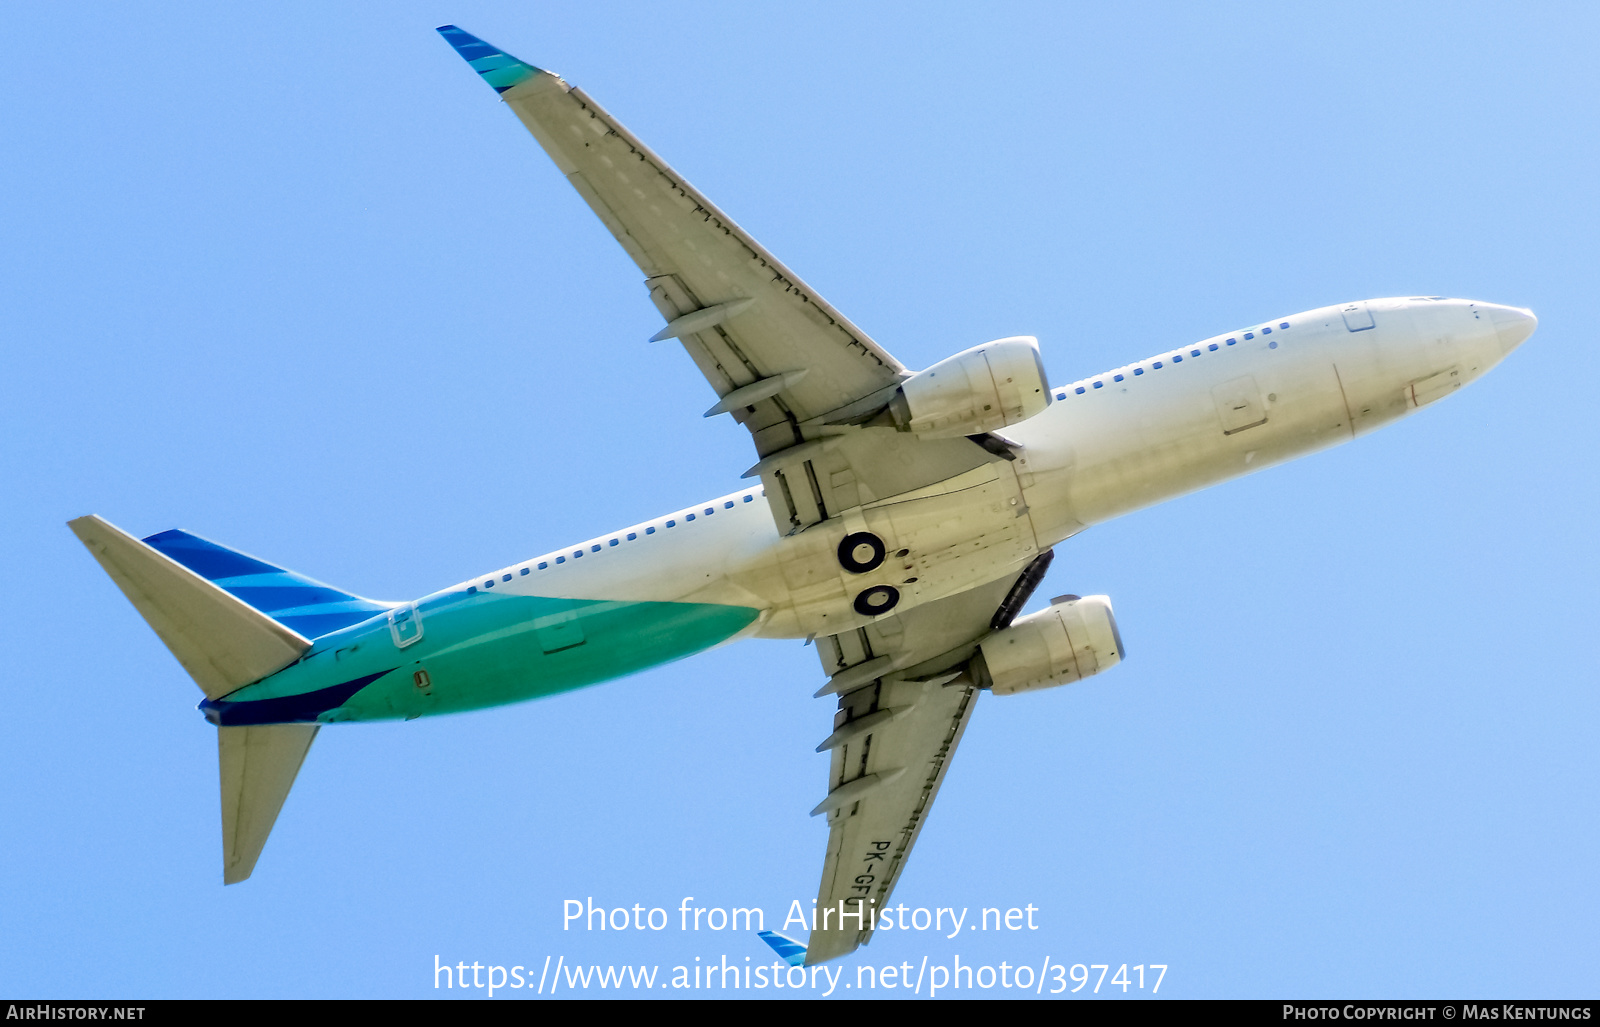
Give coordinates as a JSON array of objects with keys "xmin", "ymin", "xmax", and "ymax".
[
  {"xmin": 893, "ymin": 336, "xmax": 1050, "ymax": 439},
  {"xmin": 972, "ymin": 595, "xmax": 1123, "ymax": 696}
]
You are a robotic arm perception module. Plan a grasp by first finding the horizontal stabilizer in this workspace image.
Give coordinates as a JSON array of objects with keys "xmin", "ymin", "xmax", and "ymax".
[
  {"xmin": 68, "ymin": 515, "xmax": 310, "ymax": 699},
  {"xmin": 219, "ymin": 724, "xmax": 317, "ymax": 884}
]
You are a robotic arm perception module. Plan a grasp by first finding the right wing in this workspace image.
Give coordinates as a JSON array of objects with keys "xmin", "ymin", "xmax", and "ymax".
[
  {"xmin": 438, "ymin": 26, "xmax": 905, "ymax": 458},
  {"xmin": 805, "ymin": 556, "xmax": 1051, "ymax": 964},
  {"xmin": 439, "ymin": 27, "xmax": 1010, "ymax": 536}
]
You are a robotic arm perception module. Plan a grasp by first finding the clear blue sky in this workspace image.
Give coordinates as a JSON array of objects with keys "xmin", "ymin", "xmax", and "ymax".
[{"xmin": 3, "ymin": 1, "xmax": 1595, "ymax": 999}]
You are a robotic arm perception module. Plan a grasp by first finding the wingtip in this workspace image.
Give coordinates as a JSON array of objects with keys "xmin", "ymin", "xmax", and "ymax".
[
  {"xmin": 757, "ymin": 930, "xmax": 808, "ymax": 967},
  {"xmin": 435, "ymin": 24, "xmax": 545, "ymax": 93}
]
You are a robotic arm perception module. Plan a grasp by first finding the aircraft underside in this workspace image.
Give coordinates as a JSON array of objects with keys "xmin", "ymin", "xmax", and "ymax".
[{"xmin": 67, "ymin": 24, "xmax": 1536, "ymax": 966}]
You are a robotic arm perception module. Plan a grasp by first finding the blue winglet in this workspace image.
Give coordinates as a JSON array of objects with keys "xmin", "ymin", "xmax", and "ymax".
[
  {"xmin": 435, "ymin": 25, "xmax": 543, "ymax": 93},
  {"xmin": 757, "ymin": 930, "xmax": 807, "ymax": 967}
]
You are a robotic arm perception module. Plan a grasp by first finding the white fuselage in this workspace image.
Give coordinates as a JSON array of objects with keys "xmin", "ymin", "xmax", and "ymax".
[{"xmin": 448, "ymin": 298, "xmax": 1532, "ymax": 641}]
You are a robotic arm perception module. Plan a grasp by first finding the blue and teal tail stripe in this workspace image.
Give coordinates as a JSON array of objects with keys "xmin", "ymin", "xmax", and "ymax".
[
  {"xmin": 142, "ymin": 529, "xmax": 391, "ymax": 639},
  {"xmin": 757, "ymin": 930, "xmax": 807, "ymax": 967},
  {"xmin": 436, "ymin": 25, "xmax": 543, "ymax": 93}
]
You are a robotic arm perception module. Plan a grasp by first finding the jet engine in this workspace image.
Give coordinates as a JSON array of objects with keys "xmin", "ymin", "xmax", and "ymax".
[
  {"xmin": 891, "ymin": 336, "xmax": 1050, "ymax": 439},
  {"xmin": 971, "ymin": 595, "xmax": 1123, "ymax": 696}
]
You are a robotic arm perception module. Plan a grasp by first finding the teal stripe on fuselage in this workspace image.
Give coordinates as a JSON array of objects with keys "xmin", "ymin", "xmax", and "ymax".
[{"xmin": 217, "ymin": 591, "xmax": 759, "ymax": 723}]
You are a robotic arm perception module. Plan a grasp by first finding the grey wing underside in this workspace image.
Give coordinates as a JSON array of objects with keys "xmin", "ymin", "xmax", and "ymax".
[
  {"xmin": 804, "ymin": 571, "xmax": 1024, "ymax": 965},
  {"xmin": 481, "ymin": 52, "xmax": 1003, "ymax": 536},
  {"xmin": 495, "ymin": 69, "xmax": 904, "ymax": 454}
]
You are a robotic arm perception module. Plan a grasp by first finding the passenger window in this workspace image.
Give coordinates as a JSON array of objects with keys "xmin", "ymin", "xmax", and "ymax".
[
  {"xmin": 1226, "ymin": 338, "xmax": 1237, "ymax": 345},
  {"xmin": 1133, "ymin": 368, "xmax": 1143, "ymax": 375},
  {"xmin": 484, "ymin": 580, "xmax": 494, "ymax": 588},
  {"xmin": 724, "ymin": 501, "xmax": 734, "ymax": 509},
  {"xmin": 538, "ymin": 562, "xmax": 549, "ymax": 569},
  {"xmin": 1092, "ymin": 381, "xmax": 1103, "ymax": 389},
  {"xmin": 502, "ymin": 574, "xmax": 511, "ymax": 582},
  {"xmin": 1279, "ymin": 322, "xmax": 1289, "ymax": 328},
  {"xmin": 1190, "ymin": 349, "xmax": 1200, "ymax": 357},
  {"xmin": 520, "ymin": 568, "xmax": 529, "ymax": 576},
  {"xmin": 1262, "ymin": 327, "xmax": 1272, "ymax": 334},
  {"xmin": 467, "ymin": 586, "xmax": 478, "ymax": 594},
  {"xmin": 1172, "ymin": 355, "xmax": 1182, "ymax": 362},
  {"xmin": 573, "ymin": 551, "xmax": 583, "ymax": 558},
  {"xmin": 1075, "ymin": 386, "xmax": 1086, "ymax": 394},
  {"xmin": 1153, "ymin": 361, "xmax": 1163, "ymax": 369},
  {"xmin": 590, "ymin": 544, "xmax": 600, "ymax": 552},
  {"xmin": 742, "ymin": 496, "xmax": 753, "ymax": 503},
  {"xmin": 1244, "ymin": 332, "xmax": 1254, "ymax": 339},
  {"xmin": 608, "ymin": 539, "xmax": 618, "ymax": 547},
  {"xmin": 556, "ymin": 556, "xmax": 565, "ymax": 564},
  {"xmin": 626, "ymin": 532, "xmax": 637, "ymax": 540},
  {"xmin": 646, "ymin": 527, "xmax": 656, "ymax": 534},
  {"xmin": 1208, "ymin": 343, "xmax": 1218, "ymax": 351},
  {"xmin": 686, "ymin": 513, "xmax": 696, "ymax": 521},
  {"xmin": 666, "ymin": 520, "xmax": 675, "ymax": 527}
]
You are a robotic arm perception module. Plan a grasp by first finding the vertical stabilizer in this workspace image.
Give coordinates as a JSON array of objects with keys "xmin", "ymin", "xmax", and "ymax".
[
  {"xmin": 140, "ymin": 529, "xmax": 391, "ymax": 640},
  {"xmin": 219, "ymin": 724, "xmax": 318, "ymax": 884}
]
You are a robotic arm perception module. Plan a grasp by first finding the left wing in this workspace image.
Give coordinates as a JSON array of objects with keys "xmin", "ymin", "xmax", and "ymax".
[{"xmin": 805, "ymin": 554, "xmax": 1051, "ymax": 964}]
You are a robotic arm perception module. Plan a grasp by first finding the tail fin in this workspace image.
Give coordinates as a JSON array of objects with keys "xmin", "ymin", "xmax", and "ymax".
[
  {"xmin": 68, "ymin": 515, "xmax": 311, "ymax": 699},
  {"xmin": 219, "ymin": 724, "xmax": 318, "ymax": 883},
  {"xmin": 140, "ymin": 528, "xmax": 390, "ymax": 640},
  {"xmin": 69, "ymin": 515, "xmax": 339, "ymax": 884}
]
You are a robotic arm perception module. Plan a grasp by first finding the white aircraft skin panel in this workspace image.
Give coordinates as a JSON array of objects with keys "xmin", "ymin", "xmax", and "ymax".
[
  {"xmin": 1010, "ymin": 297, "xmax": 1529, "ymax": 540},
  {"xmin": 430, "ymin": 296, "xmax": 1531, "ymax": 644},
  {"xmin": 431, "ymin": 488, "xmax": 782, "ymax": 608}
]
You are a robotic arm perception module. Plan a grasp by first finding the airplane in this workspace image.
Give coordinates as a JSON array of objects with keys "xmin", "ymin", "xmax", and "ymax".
[{"xmin": 66, "ymin": 25, "xmax": 1537, "ymax": 967}]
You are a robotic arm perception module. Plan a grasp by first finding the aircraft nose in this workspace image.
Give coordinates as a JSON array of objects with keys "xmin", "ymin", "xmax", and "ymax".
[{"xmin": 1489, "ymin": 305, "xmax": 1537, "ymax": 352}]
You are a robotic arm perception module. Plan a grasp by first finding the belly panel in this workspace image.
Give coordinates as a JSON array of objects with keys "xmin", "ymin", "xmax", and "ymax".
[{"xmin": 209, "ymin": 592, "xmax": 760, "ymax": 723}]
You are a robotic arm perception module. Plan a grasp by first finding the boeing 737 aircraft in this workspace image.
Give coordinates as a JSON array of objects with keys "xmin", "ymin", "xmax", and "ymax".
[{"xmin": 68, "ymin": 26, "xmax": 1537, "ymax": 966}]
